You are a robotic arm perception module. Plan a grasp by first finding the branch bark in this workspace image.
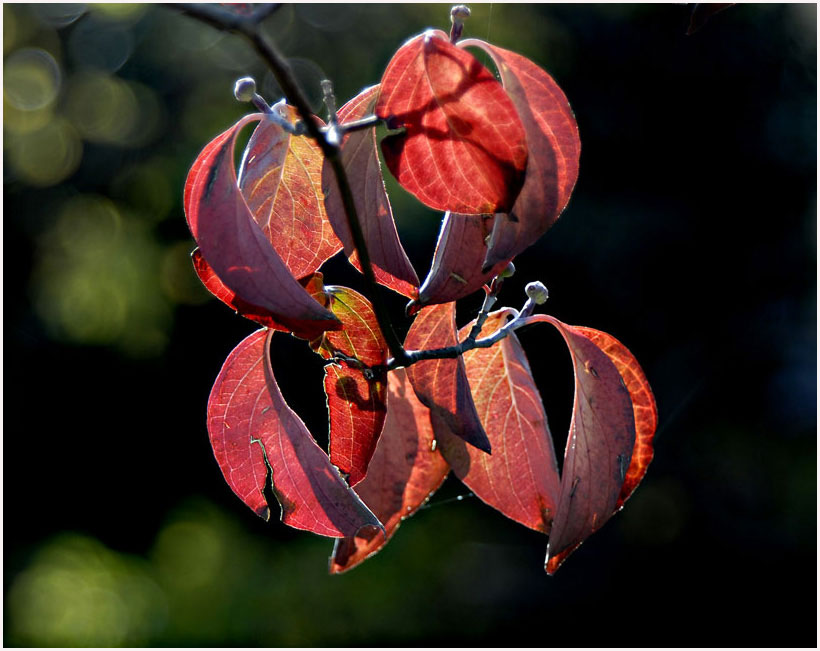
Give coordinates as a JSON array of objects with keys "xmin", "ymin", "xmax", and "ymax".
[{"xmin": 168, "ymin": 2, "xmax": 411, "ymax": 366}]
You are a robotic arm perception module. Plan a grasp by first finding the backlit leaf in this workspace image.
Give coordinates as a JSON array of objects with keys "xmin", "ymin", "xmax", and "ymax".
[
  {"xmin": 460, "ymin": 40, "xmax": 580, "ymax": 267},
  {"xmin": 191, "ymin": 249, "xmax": 331, "ymax": 336},
  {"xmin": 314, "ymin": 286, "xmax": 389, "ymax": 486},
  {"xmin": 436, "ymin": 309, "xmax": 561, "ymax": 532},
  {"xmin": 523, "ymin": 316, "xmax": 637, "ymax": 575},
  {"xmin": 376, "ymin": 30, "xmax": 528, "ymax": 214},
  {"xmin": 207, "ymin": 328, "xmax": 383, "ymax": 538},
  {"xmin": 330, "ymin": 368, "xmax": 450, "ymax": 573},
  {"xmin": 323, "ymin": 85, "xmax": 419, "ymax": 299},
  {"xmin": 410, "ymin": 211, "xmax": 510, "ymax": 313},
  {"xmin": 239, "ymin": 104, "xmax": 343, "ymax": 280},
  {"xmin": 184, "ymin": 114, "xmax": 340, "ymax": 340},
  {"xmin": 404, "ymin": 302, "xmax": 491, "ymax": 453},
  {"xmin": 571, "ymin": 327, "xmax": 657, "ymax": 510}
]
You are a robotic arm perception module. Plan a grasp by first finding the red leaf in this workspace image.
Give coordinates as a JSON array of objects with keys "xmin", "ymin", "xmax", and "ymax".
[
  {"xmin": 460, "ymin": 40, "xmax": 581, "ymax": 267},
  {"xmin": 184, "ymin": 114, "xmax": 340, "ymax": 341},
  {"xmin": 314, "ymin": 286, "xmax": 389, "ymax": 486},
  {"xmin": 323, "ymin": 85, "xmax": 419, "ymax": 299},
  {"xmin": 404, "ymin": 302, "xmax": 491, "ymax": 453},
  {"xmin": 329, "ymin": 368, "xmax": 450, "ymax": 573},
  {"xmin": 410, "ymin": 211, "xmax": 510, "ymax": 313},
  {"xmin": 436, "ymin": 309, "xmax": 561, "ymax": 532},
  {"xmin": 571, "ymin": 327, "xmax": 657, "ymax": 510},
  {"xmin": 376, "ymin": 30, "xmax": 528, "ymax": 215},
  {"xmin": 239, "ymin": 104, "xmax": 343, "ymax": 280},
  {"xmin": 207, "ymin": 328, "xmax": 383, "ymax": 538},
  {"xmin": 524, "ymin": 316, "xmax": 637, "ymax": 575}
]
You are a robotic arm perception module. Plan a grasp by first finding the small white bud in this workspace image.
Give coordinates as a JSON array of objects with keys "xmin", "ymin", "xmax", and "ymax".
[
  {"xmin": 499, "ymin": 262, "xmax": 516, "ymax": 279},
  {"xmin": 234, "ymin": 77, "xmax": 257, "ymax": 103},
  {"xmin": 525, "ymin": 281, "xmax": 549, "ymax": 305},
  {"xmin": 450, "ymin": 5, "xmax": 471, "ymax": 22}
]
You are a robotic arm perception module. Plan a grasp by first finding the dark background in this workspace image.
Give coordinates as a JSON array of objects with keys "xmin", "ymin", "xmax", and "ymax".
[{"xmin": 4, "ymin": 3, "xmax": 816, "ymax": 646}]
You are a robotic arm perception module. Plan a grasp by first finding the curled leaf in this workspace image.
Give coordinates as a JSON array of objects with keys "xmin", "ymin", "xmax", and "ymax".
[
  {"xmin": 410, "ymin": 211, "xmax": 510, "ymax": 313},
  {"xmin": 376, "ymin": 30, "xmax": 528, "ymax": 214},
  {"xmin": 459, "ymin": 39, "xmax": 581, "ymax": 268},
  {"xmin": 436, "ymin": 309, "xmax": 561, "ymax": 533},
  {"xmin": 523, "ymin": 316, "xmax": 639, "ymax": 574},
  {"xmin": 184, "ymin": 114, "xmax": 340, "ymax": 340},
  {"xmin": 330, "ymin": 368, "xmax": 450, "ymax": 573},
  {"xmin": 323, "ymin": 85, "xmax": 419, "ymax": 299},
  {"xmin": 314, "ymin": 286, "xmax": 389, "ymax": 486},
  {"xmin": 207, "ymin": 328, "xmax": 383, "ymax": 538},
  {"xmin": 404, "ymin": 302, "xmax": 491, "ymax": 453},
  {"xmin": 239, "ymin": 104, "xmax": 343, "ymax": 280}
]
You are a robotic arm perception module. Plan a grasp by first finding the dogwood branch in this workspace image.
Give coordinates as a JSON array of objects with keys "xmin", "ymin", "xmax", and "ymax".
[{"xmin": 168, "ymin": 2, "xmax": 411, "ymax": 366}]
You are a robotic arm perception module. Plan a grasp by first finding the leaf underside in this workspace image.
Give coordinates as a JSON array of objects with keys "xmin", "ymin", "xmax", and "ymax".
[
  {"xmin": 207, "ymin": 328, "xmax": 383, "ymax": 538},
  {"xmin": 404, "ymin": 302, "xmax": 492, "ymax": 453},
  {"xmin": 330, "ymin": 368, "xmax": 450, "ymax": 573},
  {"xmin": 323, "ymin": 85, "xmax": 420, "ymax": 299}
]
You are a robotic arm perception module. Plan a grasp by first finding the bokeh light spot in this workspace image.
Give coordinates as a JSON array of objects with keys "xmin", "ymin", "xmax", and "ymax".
[
  {"xmin": 6, "ymin": 117, "xmax": 82, "ymax": 186},
  {"xmin": 7, "ymin": 534, "xmax": 167, "ymax": 647},
  {"xmin": 68, "ymin": 15, "xmax": 134, "ymax": 72},
  {"xmin": 4, "ymin": 47, "xmax": 61, "ymax": 110},
  {"xmin": 30, "ymin": 3, "xmax": 87, "ymax": 28}
]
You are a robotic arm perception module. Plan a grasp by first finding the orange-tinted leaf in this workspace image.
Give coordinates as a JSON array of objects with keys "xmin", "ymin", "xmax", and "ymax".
[
  {"xmin": 323, "ymin": 85, "xmax": 419, "ymax": 299},
  {"xmin": 376, "ymin": 30, "xmax": 528, "ymax": 215},
  {"xmin": 330, "ymin": 368, "xmax": 450, "ymax": 573},
  {"xmin": 572, "ymin": 327, "xmax": 657, "ymax": 510},
  {"xmin": 436, "ymin": 309, "xmax": 561, "ymax": 532},
  {"xmin": 404, "ymin": 303, "xmax": 491, "ymax": 453},
  {"xmin": 207, "ymin": 328, "xmax": 382, "ymax": 538},
  {"xmin": 410, "ymin": 212, "xmax": 510, "ymax": 313},
  {"xmin": 524, "ymin": 316, "xmax": 636, "ymax": 574},
  {"xmin": 184, "ymin": 114, "xmax": 340, "ymax": 340},
  {"xmin": 239, "ymin": 105, "xmax": 343, "ymax": 279},
  {"xmin": 192, "ymin": 249, "xmax": 331, "ymax": 336},
  {"xmin": 314, "ymin": 286, "xmax": 389, "ymax": 486},
  {"xmin": 460, "ymin": 40, "xmax": 580, "ymax": 267}
]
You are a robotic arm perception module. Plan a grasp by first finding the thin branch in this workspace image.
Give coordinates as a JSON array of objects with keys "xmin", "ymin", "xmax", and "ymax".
[{"xmin": 168, "ymin": 2, "xmax": 410, "ymax": 366}]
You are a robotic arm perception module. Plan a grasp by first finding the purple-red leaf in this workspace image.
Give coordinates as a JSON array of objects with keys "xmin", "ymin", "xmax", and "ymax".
[
  {"xmin": 323, "ymin": 85, "xmax": 419, "ymax": 299},
  {"xmin": 436, "ymin": 309, "xmax": 561, "ymax": 532},
  {"xmin": 571, "ymin": 327, "xmax": 657, "ymax": 510},
  {"xmin": 207, "ymin": 328, "xmax": 382, "ymax": 538},
  {"xmin": 191, "ymin": 249, "xmax": 330, "ymax": 336},
  {"xmin": 376, "ymin": 30, "xmax": 528, "ymax": 215},
  {"xmin": 404, "ymin": 302, "xmax": 491, "ymax": 453},
  {"xmin": 313, "ymin": 286, "xmax": 389, "ymax": 486},
  {"xmin": 330, "ymin": 368, "xmax": 450, "ymax": 573},
  {"xmin": 524, "ymin": 316, "xmax": 637, "ymax": 575},
  {"xmin": 410, "ymin": 212, "xmax": 510, "ymax": 313},
  {"xmin": 184, "ymin": 114, "xmax": 340, "ymax": 340},
  {"xmin": 459, "ymin": 39, "xmax": 581, "ymax": 268},
  {"xmin": 239, "ymin": 104, "xmax": 343, "ymax": 280}
]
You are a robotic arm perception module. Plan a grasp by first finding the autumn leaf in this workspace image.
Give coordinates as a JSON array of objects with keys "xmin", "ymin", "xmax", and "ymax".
[
  {"xmin": 313, "ymin": 286, "xmax": 389, "ymax": 486},
  {"xmin": 376, "ymin": 30, "xmax": 528, "ymax": 214},
  {"xmin": 435, "ymin": 309, "xmax": 561, "ymax": 533},
  {"xmin": 239, "ymin": 103, "xmax": 343, "ymax": 280},
  {"xmin": 330, "ymin": 368, "xmax": 450, "ymax": 573},
  {"xmin": 404, "ymin": 302, "xmax": 491, "ymax": 453},
  {"xmin": 207, "ymin": 328, "xmax": 383, "ymax": 538},
  {"xmin": 570, "ymin": 327, "xmax": 658, "ymax": 510},
  {"xmin": 459, "ymin": 39, "xmax": 580, "ymax": 268},
  {"xmin": 410, "ymin": 211, "xmax": 510, "ymax": 313},
  {"xmin": 522, "ymin": 315, "xmax": 640, "ymax": 574},
  {"xmin": 323, "ymin": 85, "xmax": 419, "ymax": 299},
  {"xmin": 184, "ymin": 114, "xmax": 340, "ymax": 340}
]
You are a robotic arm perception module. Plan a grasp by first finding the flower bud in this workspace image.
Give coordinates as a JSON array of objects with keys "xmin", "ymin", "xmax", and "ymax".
[
  {"xmin": 525, "ymin": 281, "xmax": 549, "ymax": 305},
  {"xmin": 234, "ymin": 77, "xmax": 257, "ymax": 103},
  {"xmin": 499, "ymin": 261, "xmax": 516, "ymax": 279}
]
